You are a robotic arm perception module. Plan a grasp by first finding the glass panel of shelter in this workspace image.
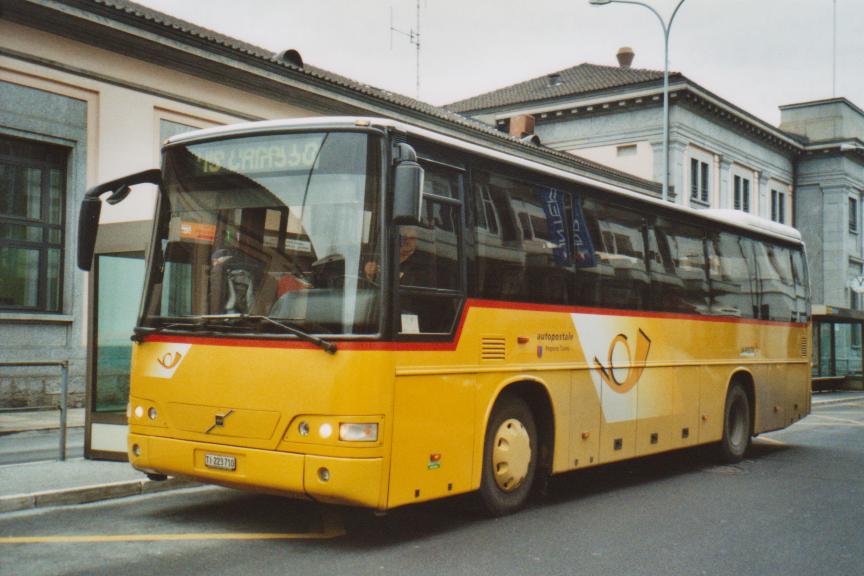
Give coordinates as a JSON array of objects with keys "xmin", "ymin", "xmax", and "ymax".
[{"xmin": 95, "ymin": 253, "xmax": 146, "ymax": 413}]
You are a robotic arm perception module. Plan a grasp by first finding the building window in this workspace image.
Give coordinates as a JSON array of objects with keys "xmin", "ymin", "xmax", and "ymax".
[
  {"xmin": 616, "ymin": 144, "xmax": 637, "ymax": 157},
  {"xmin": 690, "ymin": 158, "xmax": 710, "ymax": 204},
  {"xmin": 0, "ymin": 136, "xmax": 67, "ymax": 312},
  {"xmin": 734, "ymin": 175, "xmax": 751, "ymax": 213},
  {"xmin": 850, "ymin": 196, "xmax": 859, "ymax": 233},
  {"xmin": 771, "ymin": 189, "xmax": 786, "ymax": 224}
]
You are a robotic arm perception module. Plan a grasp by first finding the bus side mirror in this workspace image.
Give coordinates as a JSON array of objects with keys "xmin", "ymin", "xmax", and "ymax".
[
  {"xmin": 392, "ymin": 144, "xmax": 424, "ymax": 225},
  {"xmin": 77, "ymin": 168, "xmax": 161, "ymax": 271},
  {"xmin": 77, "ymin": 196, "xmax": 102, "ymax": 271}
]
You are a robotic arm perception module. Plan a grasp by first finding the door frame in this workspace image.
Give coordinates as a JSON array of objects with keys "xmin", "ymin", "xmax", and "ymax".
[{"xmin": 85, "ymin": 220, "xmax": 151, "ymax": 460}]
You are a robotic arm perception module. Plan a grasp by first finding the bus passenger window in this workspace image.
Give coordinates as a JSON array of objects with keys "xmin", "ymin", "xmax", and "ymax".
[
  {"xmin": 756, "ymin": 243, "xmax": 796, "ymax": 322},
  {"xmin": 473, "ymin": 171, "xmax": 571, "ymax": 305},
  {"xmin": 398, "ymin": 162, "xmax": 463, "ymax": 335},
  {"xmin": 580, "ymin": 199, "xmax": 648, "ymax": 310},
  {"xmin": 707, "ymin": 232, "xmax": 757, "ymax": 319},
  {"xmin": 791, "ymin": 249, "xmax": 809, "ymax": 322},
  {"xmin": 474, "ymin": 171, "xmax": 527, "ymax": 301},
  {"xmin": 648, "ymin": 219, "xmax": 709, "ymax": 314}
]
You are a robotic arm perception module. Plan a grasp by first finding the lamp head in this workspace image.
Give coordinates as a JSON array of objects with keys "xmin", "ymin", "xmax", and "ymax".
[{"xmin": 589, "ymin": 0, "xmax": 613, "ymax": 5}]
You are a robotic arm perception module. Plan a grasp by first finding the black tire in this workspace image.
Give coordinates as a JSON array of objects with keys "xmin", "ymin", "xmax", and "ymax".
[
  {"xmin": 479, "ymin": 395, "xmax": 538, "ymax": 516},
  {"xmin": 719, "ymin": 382, "xmax": 752, "ymax": 463}
]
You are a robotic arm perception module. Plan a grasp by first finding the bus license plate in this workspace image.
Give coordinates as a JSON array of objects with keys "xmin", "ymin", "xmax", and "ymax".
[{"xmin": 204, "ymin": 453, "xmax": 236, "ymax": 471}]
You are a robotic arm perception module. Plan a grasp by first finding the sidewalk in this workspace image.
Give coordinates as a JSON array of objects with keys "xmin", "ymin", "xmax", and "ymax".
[
  {"xmin": 0, "ymin": 408, "xmax": 196, "ymax": 514},
  {"xmin": 0, "ymin": 458, "xmax": 197, "ymax": 513}
]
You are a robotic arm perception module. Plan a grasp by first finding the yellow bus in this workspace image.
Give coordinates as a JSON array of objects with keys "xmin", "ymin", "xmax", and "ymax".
[{"xmin": 78, "ymin": 117, "xmax": 810, "ymax": 516}]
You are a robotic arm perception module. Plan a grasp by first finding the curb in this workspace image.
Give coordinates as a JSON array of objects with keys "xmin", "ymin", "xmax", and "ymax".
[
  {"xmin": 0, "ymin": 477, "xmax": 199, "ymax": 514},
  {"xmin": 0, "ymin": 425, "xmax": 85, "ymax": 437},
  {"xmin": 811, "ymin": 395, "xmax": 864, "ymax": 406}
]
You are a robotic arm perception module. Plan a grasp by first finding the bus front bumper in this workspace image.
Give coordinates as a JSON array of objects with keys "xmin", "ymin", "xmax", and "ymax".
[{"xmin": 128, "ymin": 433, "xmax": 384, "ymax": 508}]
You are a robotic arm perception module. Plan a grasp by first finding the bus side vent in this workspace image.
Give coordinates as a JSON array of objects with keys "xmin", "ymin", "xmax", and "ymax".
[
  {"xmin": 800, "ymin": 336, "xmax": 808, "ymax": 358},
  {"xmin": 481, "ymin": 336, "xmax": 507, "ymax": 362}
]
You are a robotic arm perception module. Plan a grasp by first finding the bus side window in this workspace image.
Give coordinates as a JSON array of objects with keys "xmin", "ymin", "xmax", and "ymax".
[
  {"xmin": 473, "ymin": 171, "xmax": 573, "ymax": 305},
  {"xmin": 790, "ymin": 249, "xmax": 809, "ymax": 322},
  {"xmin": 707, "ymin": 232, "xmax": 757, "ymax": 319},
  {"xmin": 568, "ymin": 194, "xmax": 602, "ymax": 308},
  {"xmin": 474, "ymin": 171, "xmax": 527, "ymax": 301},
  {"xmin": 520, "ymin": 185, "xmax": 570, "ymax": 305},
  {"xmin": 648, "ymin": 219, "xmax": 709, "ymax": 314},
  {"xmin": 755, "ymin": 243, "xmax": 796, "ymax": 322},
  {"xmin": 584, "ymin": 200, "xmax": 648, "ymax": 310},
  {"xmin": 398, "ymin": 162, "xmax": 463, "ymax": 335}
]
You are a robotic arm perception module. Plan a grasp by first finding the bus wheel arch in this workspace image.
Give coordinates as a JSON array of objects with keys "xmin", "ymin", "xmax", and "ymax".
[
  {"xmin": 478, "ymin": 380, "xmax": 554, "ymax": 516},
  {"xmin": 728, "ymin": 370, "xmax": 756, "ymax": 434},
  {"xmin": 720, "ymin": 371, "xmax": 755, "ymax": 463}
]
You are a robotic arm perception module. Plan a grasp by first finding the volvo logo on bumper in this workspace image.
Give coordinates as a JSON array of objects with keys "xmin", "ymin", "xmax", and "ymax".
[{"xmin": 205, "ymin": 409, "xmax": 235, "ymax": 434}]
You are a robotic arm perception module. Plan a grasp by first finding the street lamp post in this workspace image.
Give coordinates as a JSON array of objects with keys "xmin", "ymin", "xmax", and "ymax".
[{"xmin": 589, "ymin": 0, "xmax": 686, "ymax": 203}]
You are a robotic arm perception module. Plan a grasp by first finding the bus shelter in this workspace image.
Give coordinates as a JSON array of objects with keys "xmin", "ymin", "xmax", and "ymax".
[{"xmin": 812, "ymin": 305, "xmax": 864, "ymax": 391}]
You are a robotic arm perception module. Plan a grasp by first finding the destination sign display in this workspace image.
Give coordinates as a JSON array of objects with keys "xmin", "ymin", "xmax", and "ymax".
[{"xmin": 190, "ymin": 134, "xmax": 325, "ymax": 175}]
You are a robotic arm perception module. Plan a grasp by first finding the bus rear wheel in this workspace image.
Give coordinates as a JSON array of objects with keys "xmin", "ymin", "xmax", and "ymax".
[
  {"xmin": 479, "ymin": 395, "xmax": 537, "ymax": 516},
  {"xmin": 719, "ymin": 382, "xmax": 751, "ymax": 463}
]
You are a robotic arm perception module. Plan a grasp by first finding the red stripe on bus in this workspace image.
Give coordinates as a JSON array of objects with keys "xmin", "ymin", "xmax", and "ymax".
[
  {"xmin": 468, "ymin": 299, "xmax": 808, "ymax": 328},
  {"xmin": 139, "ymin": 299, "xmax": 806, "ymax": 350}
]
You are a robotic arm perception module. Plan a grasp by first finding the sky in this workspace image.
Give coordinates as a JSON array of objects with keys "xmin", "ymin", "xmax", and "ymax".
[{"xmin": 133, "ymin": 0, "xmax": 864, "ymax": 126}]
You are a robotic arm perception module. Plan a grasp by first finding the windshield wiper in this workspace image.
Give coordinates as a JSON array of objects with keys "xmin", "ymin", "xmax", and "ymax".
[
  {"xmin": 198, "ymin": 313, "xmax": 337, "ymax": 354},
  {"xmin": 132, "ymin": 319, "xmax": 247, "ymax": 341}
]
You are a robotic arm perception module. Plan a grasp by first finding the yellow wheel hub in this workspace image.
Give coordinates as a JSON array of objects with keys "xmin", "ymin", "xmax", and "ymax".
[{"xmin": 492, "ymin": 418, "xmax": 532, "ymax": 492}]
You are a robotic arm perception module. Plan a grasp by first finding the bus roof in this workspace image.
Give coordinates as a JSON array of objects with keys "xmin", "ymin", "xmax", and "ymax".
[{"xmin": 166, "ymin": 116, "xmax": 803, "ymax": 245}]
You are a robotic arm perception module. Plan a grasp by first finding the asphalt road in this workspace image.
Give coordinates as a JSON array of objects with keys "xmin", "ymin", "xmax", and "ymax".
[
  {"xmin": 2, "ymin": 399, "xmax": 863, "ymax": 576},
  {"xmin": 0, "ymin": 429, "xmax": 84, "ymax": 465}
]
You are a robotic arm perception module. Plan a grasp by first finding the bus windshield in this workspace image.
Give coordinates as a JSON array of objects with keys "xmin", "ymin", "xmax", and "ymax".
[{"xmin": 141, "ymin": 131, "xmax": 383, "ymax": 336}]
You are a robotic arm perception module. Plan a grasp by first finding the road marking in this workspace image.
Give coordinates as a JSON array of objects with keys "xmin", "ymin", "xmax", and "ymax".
[
  {"xmin": 0, "ymin": 511, "xmax": 345, "ymax": 544},
  {"xmin": 755, "ymin": 436, "xmax": 785, "ymax": 445},
  {"xmin": 809, "ymin": 414, "xmax": 864, "ymax": 427}
]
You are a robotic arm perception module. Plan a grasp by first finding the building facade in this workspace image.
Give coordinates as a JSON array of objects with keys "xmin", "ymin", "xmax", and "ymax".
[{"xmin": 448, "ymin": 59, "xmax": 864, "ymax": 387}]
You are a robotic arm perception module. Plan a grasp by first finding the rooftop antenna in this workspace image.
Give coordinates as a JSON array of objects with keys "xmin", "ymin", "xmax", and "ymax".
[{"xmin": 390, "ymin": 0, "xmax": 423, "ymax": 99}]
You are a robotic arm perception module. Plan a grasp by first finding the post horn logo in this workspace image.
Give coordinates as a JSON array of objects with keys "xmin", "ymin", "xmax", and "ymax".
[
  {"xmin": 593, "ymin": 328, "xmax": 652, "ymax": 394},
  {"xmin": 156, "ymin": 352, "xmax": 183, "ymax": 370}
]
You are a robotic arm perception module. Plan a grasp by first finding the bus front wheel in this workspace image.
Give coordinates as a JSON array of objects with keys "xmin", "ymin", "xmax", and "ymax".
[
  {"xmin": 719, "ymin": 382, "xmax": 751, "ymax": 463},
  {"xmin": 479, "ymin": 395, "xmax": 538, "ymax": 516}
]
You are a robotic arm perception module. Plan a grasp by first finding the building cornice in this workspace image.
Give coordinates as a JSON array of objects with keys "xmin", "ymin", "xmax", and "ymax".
[
  {"xmin": 780, "ymin": 97, "xmax": 864, "ymax": 118},
  {"xmin": 491, "ymin": 81, "xmax": 804, "ymax": 155}
]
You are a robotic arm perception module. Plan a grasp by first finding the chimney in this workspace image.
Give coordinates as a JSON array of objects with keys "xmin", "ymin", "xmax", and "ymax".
[
  {"xmin": 617, "ymin": 46, "xmax": 634, "ymax": 69},
  {"xmin": 509, "ymin": 115, "xmax": 536, "ymax": 139}
]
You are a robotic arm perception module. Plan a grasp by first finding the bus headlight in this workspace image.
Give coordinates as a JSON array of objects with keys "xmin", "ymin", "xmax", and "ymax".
[{"xmin": 339, "ymin": 422, "xmax": 378, "ymax": 442}]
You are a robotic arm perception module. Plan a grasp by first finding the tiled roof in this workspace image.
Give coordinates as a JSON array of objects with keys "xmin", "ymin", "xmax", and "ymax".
[
  {"xmin": 446, "ymin": 63, "xmax": 678, "ymax": 113},
  {"xmin": 87, "ymin": 0, "xmax": 486, "ymax": 130}
]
